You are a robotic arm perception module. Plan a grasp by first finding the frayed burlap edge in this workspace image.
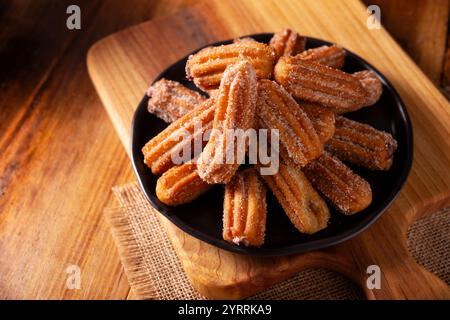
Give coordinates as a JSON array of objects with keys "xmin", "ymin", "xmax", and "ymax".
[
  {"xmin": 105, "ymin": 205, "xmax": 159, "ymax": 299},
  {"xmin": 106, "ymin": 182, "xmax": 450, "ymax": 300}
]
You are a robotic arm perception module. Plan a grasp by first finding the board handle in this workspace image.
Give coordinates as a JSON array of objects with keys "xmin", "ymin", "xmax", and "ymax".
[
  {"xmin": 327, "ymin": 231, "xmax": 450, "ymax": 300},
  {"xmin": 362, "ymin": 256, "xmax": 450, "ymax": 300}
]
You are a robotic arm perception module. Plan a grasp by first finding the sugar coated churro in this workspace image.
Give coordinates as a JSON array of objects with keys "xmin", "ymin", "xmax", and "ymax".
[
  {"xmin": 297, "ymin": 102, "xmax": 335, "ymax": 143},
  {"xmin": 146, "ymin": 78, "xmax": 206, "ymax": 123},
  {"xmin": 197, "ymin": 60, "xmax": 258, "ymax": 184},
  {"xmin": 304, "ymin": 152, "xmax": 372, "ymax": 215},
  {"xmin": 142, "ymin": 97, "xmax": 215, "ymax": 175},
  {"xmin": 353, "ymin": 70, "xmax": 382, "ymax": 107},
  {"xmin": 156, "ymin": 162, "xmax": 211, "ymax": 206},
  {"xmin": 257, "ymin": 79, "xmax": 323, "ymax": 168},
  {"xmin": 296, "ymin": 45, "xmax": 345, "ymax": 69},
  {"xmin": 223, "ymin": 168, "xmax": 267, "ymax": 246},
  {"xmin": 258, "ymin": 159, "xmax": 330, "ymax": 234},
  {"xmin": 186, "ymin": 41, "xmax": 276, "ymax": 91},
  {"xmin": 326, "ymin": 116, "xmax": 397, "ymax": 170},
  {"xmin": 269, "ymin": 28, "xmax": 306, "ymax": 61},
  {"xmin": 274, "ymin": 56, "xmax": 370, "ymax": 113}
]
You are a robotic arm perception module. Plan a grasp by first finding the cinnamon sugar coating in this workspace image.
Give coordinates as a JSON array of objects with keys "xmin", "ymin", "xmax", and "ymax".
[
  {"xmin": 142, "ymin": 98, "xmax": 215, "ymax": 175},
  {"xmin": 186, "ymin": 41, "xmax": 276, "ymax": 91},
  {"xmin": 258, "ymin": 159, "xmax": 330, "ymax": 234},
  {"xmin": 274, "ymin": 56, "xmax": 368, "ymax": 113},
  {"xmin": 197, "ymin": 60, "xmax": 258, "ymax": 184},
  {"xmin": 297, "ymin": 45, "xmax": 345, "ymax": 69},
  {"xmin": 223, "ymin": 168, "xmax": 267, "ymax": 246},
  {"xmin": 156, "ymin": 162, "xmax": 211, "ymax": 206},
  {"xmin": 326, "ymin": 116, "xmax": 397, "ymax": 170},
  {"xmin": 269, "ymin": 28, "xmax": 306, "ymax": 61},
  {"xmin": 257, "ymin": 79, "xmax": 323, "ymax": 168},
  {"xmin": 304, "ymin": 151, "xmax": 372, "ymax": 215},
  {"xmin": 147, "ymin": 78, "xmax": 206, "ymax": 123}
]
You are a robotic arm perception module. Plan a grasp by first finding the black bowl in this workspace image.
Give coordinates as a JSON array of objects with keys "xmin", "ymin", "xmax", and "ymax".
[{"xmin": 131, "ymin": 33, "xmax": 413, "ymax": 256}]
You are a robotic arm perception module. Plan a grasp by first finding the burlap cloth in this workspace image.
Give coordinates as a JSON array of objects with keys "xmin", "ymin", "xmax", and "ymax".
[{"xmin": 105, "ymin": 182, "xmax": 450, "ymax": 300}]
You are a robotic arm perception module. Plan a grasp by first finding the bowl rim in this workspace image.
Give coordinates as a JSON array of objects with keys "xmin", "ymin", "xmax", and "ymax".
[{"xmin": 130, "ymin": 33, "xmax": 413, "ymax": 257}]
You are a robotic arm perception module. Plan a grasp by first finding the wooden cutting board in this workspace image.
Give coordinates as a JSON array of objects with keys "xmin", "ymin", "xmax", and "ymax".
[{"xmin": 87, "ymin": 0, "xmax": 450, "ymax": 299}]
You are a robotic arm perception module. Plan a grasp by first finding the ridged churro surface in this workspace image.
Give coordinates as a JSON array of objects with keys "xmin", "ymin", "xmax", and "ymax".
[
  {"xmin": 147, "ymin": 78, "xmax": 206, "ymax": 123},
  {"xmin": 197, "ymin": 60, "xmax": 258, "ymax": 184},
  {"xmin": 304, "ymin": 152, "xmax": 372, "ymax": 215},
  {"xmin": 259, "ymin": 160, "xmax": 330, "ymax": 234},
  {"xmin": 186, "ymin": 41, "xmax": 276, "ymax": 91},
  {"xmin": 274, "ymin": 56, "xmax": 368, "ymax": 113},
  {"xmin": 156, "ymin": 162, "xmax": 211, "ymax": 206},
  {"xmin": 297, "ymin": 102, "xmax": 335, "ymax": 143},
  {"xmin": 142, "ymin": 98, "xmax": 215, "ymax": 175},
  {"xmin": 353, "ymin": 70, "xmax": 382, "ymax": 107},
  {"xmin": 326, "ymin": 116, "xmax": 397, "ymax": 170},
  {"xmin": 297, "ymin": 45, "xmax": 345, "ymax": 69},
  {"xmin": 223, "ymin": 168, "xmax": 267, "ymax": 247},
  {"xmin": 257, "ymin": 79, "xmax": 322, "ymax": 168},
  {"xmin": 269, "ymin": 28, "xmax": 306, "ymax": 61}
]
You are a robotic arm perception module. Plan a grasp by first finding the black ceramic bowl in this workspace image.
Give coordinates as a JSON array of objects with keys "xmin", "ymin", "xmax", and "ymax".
[{"xmin": 131, "ymin": 33, "xmax": 413, "ymax": 256}]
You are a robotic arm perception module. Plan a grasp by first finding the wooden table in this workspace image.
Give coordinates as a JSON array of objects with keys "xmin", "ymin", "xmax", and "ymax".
[{"xmin": 0, "ymin": 0, "xmax": 448, "ymax": 299}]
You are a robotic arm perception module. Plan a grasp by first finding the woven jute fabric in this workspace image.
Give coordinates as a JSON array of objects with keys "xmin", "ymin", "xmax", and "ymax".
[{"xmin": 106, "ymin": 182, "xmax": 450, "ymax": 300}]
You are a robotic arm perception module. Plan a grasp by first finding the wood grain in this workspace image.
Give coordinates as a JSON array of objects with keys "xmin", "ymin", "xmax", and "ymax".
[
  {"xmin": 88, "ymin": 0, "xmax": 450, "ymax": 299},
  {"xmin": 1, "ymin": 0, "xmax": 449, "ymax": 300},
  {"xmin": 0, "ymin": 0, "xmax": 196, "ymax": 300},
  {"xmin": 362, "ymin": 0, "xmax": 450, "ymax": 85}
]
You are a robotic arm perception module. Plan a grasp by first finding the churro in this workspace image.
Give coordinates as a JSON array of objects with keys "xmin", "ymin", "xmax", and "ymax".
[
  {"xmin": 304, "ymin": 151, "xmax": 372, "ymax": 215},
  {"xmin": 156, "ymin": 162, "xmax": 211, "ymax": 206},
  {"xmin": 297, "ymin": 102, "xmax": 335, "ymax": 143},
  {"xmin": 353, "ymin": 70, "xmax": 382, "ymax": 106},
  {"xmin": 326, "ymin": 116, "xmax": 397, "ymax": 170},
  {"xmin": 258, "ymin": 159, "xmax": 330, "ymax": 234},
  {"xmin": 269, "ymin": 28, "xmax": 306, "ymax": 61},
  {"xmin": 274, "ymin": 56, "xmax": 369, "ymax": 113},
  {"xmin": 186, "ymin": 41, "xmax": 276, "ymax": 91},
  {"xmin": 297, "ymin": 45, "xmax": 345, "ymax": 69},
  {"xmin": 142, "ymin": 97, "xmax": 215, "ymax": 175},
  {"xmin": 197, "ymin": 60, "xmax": 258, "ymax": 184},
  {"xmin": 223, "ymin": 168, "xmax": 267, "ymax": 246},
  {"xmin": 146, "ymin": 78, "xmax": 206, "ymax": 123},
  {"xmin": 257, "ymin": 79, "xmax": 322, "ymax": 168}
]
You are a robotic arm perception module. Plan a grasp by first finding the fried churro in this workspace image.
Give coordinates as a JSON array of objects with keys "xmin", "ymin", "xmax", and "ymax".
[
  {"xmin": 146, "ymin": 78, "xmax": 206, "ymax": 123},
  {"xmin": 274, "ymin": 56, "xmax": 370, "ymax": 113},
  {"xmin": 186, "ymin": 41, "xmax": 276, "ymax": 91},
  {"xmin": 197, "ymin": 60, "xmax": 258, "ymax": 184},
  {"xmin": 156, "ymin": 162, "xmax": 211, "ymax": 206},
  {"xmin": 142, "ymin": 98, "xmax": 215, "ymax": 175},
  {"xmin": 297, "ymin": 45, "xmax": 345, "ymax": 69},
  {"xmin": 353, "ymin": 70, "xmax": 382, "ymax": 106},
  {"xmin": 258, "ymin": 159, "xmax": 330, "ymax": 234},
  {"xmin": 257, "ymin": 79, "xmax": 322, "ymax": 168},
  {"xmin": 326, "ymin": 116, "xmax": 397, "ymax": 170},
  {"xmin": 223, "ymin": 168, "xmax": 267, "ymax": 246},
  {"xmin": 297, "ymin": 102, "xmax": 335, "ymax": 143},
  {"xmin": 304, "ymin": 152, "xmax": 372, "ymax": 215},
  {"xmin": 269, "ymin": 28, "xmax": 306, "ymax": 61}
]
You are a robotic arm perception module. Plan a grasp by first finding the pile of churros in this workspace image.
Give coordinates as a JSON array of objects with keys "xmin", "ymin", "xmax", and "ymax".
[{"xmin": 142, "ymin": 28, "xmax": 398, "ymax": 247}]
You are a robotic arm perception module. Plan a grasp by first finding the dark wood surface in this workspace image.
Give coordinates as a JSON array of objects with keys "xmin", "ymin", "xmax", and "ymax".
[
  {"xmin": 363, "ymin": 0, "xmax": 449, "ymax": 86},
  {"xmin": 0, "ymin": 0, "xmax": 448, "ymax": 299},
  {"xmin": 88, "ymin": 0, "xmax": 450, "ymax": 300}
]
